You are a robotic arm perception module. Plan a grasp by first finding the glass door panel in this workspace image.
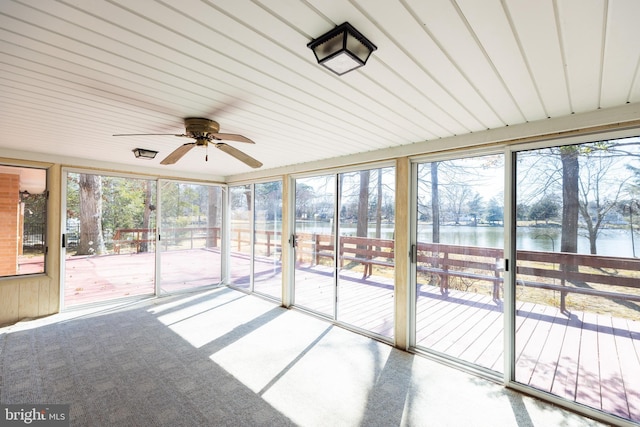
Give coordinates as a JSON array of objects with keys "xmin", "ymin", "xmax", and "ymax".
[
  {"xmin": 293, "ymin": 175, "xmax": 336, "ymax": 316},
  {"xmin": 159, "ymin": 181, "xmax": 222, "ymax": 293},
  {"xmin": 229, "ymin": 185, "xmax": 252, "ymax": 290},
  {"xmin": 253, "ymin": 181, "xmax": 283, "ymax": 300},
  {"xmin": 514, "ymin": 139, "xmax": 640, "ymax": 424},
  {"xmin": 64, "ymin": 172, "xmax": 156, "ymax": 307},
  {"xmin": 414, "ymin": 155, "xmax": 504, "ymax": 372},
  {"xmin": 337, "ymin": 167, "xmax": 395, "ymax": 338}
]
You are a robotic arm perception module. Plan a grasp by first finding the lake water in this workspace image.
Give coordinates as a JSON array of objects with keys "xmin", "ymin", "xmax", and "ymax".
[{"xmin": 291, "ymin": 221, "xmax": 638, "ymax": 259}]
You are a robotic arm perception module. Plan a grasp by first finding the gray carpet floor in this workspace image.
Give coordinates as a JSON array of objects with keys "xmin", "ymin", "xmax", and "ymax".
[{"xmin": 0, "ymin": 287, "xmax": 607, "ymax": 426}]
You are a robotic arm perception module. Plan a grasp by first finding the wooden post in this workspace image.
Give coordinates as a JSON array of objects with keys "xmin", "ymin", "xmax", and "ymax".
[
  {"xmin": 394, "ymin": 157, "xmax": 410, "ymax": 350},
  {"xmin": 493, "ymin": 255, "xmax": 501, "ymax": 300},
  {"xmin": 266, "ymin": 231, "xmax": 271, "ymax": 257},
  {"xmin": 442, "ymin": 251, "xmax": 449, "ymax": 294},
  {"xmin": 313, "ymin": 233, "xmax": 318, "ymax": 266}
]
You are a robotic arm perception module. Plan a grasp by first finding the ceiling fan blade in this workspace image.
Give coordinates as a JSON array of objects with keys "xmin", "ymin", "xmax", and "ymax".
[
  {"xmin": 215, "ymin": 143, "xmax": 262, "ymax": 168},
  {"xmin": 211, "ymin": 133, "xmax": 255, "ymax": 144},
  {"xmin": 113, "ymin": 133, "xmax": 188, "ymax": 137},
  {"xmin": 160, "ymin": 143, "xmax": 196, "ymax": 165}
]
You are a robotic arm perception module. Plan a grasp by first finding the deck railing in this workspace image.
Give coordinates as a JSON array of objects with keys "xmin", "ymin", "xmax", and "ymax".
[
  {"xmin": 109, "ymin": 227, "xmax": 640, "ymax": 311},
  {"xmin": 293, "ymin": 232, "xmax": 640, "ymax": 311},
  {"xmin": 112, "ymin": 227, "xmax": 222, "ymax": 253}
]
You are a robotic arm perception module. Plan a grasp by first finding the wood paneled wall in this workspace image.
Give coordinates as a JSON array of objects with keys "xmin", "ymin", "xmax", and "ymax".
[{"xmin": 0, "ymin": 162, "xmax": 59, "ymax": 327}]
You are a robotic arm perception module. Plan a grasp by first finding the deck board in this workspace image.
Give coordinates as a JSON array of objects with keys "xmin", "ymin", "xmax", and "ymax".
[
  {"xmin": 576, "ymin": 311, "xmax": 602, "ymax": 410},
  {"xmin": 550, "ymin": 311, "xmax": 582, "ymax": 401},
  {"xmin": 598, "ymin": 315, "xmax": 629, "ymax": 418},
  {"xmin": 612, "ymin": 316, "xmax": 640, "ymax": 420},
  {"xmin": 457, "ymin": 308, "xmax": 502, "ymax": 367},
  {"xmin": 528, "ymin": 308, "xmax": 568, "ymax": 392}
]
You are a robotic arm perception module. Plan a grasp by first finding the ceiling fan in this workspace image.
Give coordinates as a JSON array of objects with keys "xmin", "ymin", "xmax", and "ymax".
[{"xmin": 114, "ymin": 117, "xmax": 262, "ymax": 168}]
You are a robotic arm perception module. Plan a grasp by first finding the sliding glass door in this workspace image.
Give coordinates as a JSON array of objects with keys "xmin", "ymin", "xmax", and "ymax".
[
  {"xmin": 413, "ymin": 154, "xmax": 504, "ymax": 372},
  {"xmin": 253, "ymin": 181, "xmax": 283, "ymax": 299},
  {"xmin": 293, "ymin": 166, "xmax": 396, "ymax": 339},
  {"xmin": 228, "ymin": 185, "xmax": 252, "ymax": 290},
  {"xmin": 293, "ymin": 175, "xmax": 336, "ymax": 316},
  {"xmin": 158, "ymin": 181, "xmax": 223, "ymax": 293},
  {"xmin": 337, "ymin": 167, "xmax": 395, "ymax": 338},
  {"xmin": 63, "ymin": 172, "xmax": 225, "ymax": 306},
  {"xmin": 63, "ymin": 171, "xmax": 156, "ymax": 307},
  {"xmin": 513, "ymin": 138, "xmax": 640, "ymax": 424},
  {"xmin": 227, "ymin": 181, "xmax": 283, "ymax": 300}
]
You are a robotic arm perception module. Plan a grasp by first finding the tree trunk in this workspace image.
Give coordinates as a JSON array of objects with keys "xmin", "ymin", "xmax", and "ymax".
[
  {"xmin": 245, "ymin": 188, "xmax": 252, "ymax": 212},
  {"xmin": 560, "ymin": 147, "xmax": 579, "ymax": 254},
  {"xmin": 78, "ymin": 174, "xmax": 106, "ymax": 255},
  {"xmin": 560, "ymin": 147, "xmax": 580, "ymax": 283},
  {"xmin": 375, "ymin": 169, "xmax": 382, "ymax": 239},
  {"xmin": 207, "ymin": 186, "xmax": 220, "ymax": 247},
  {"xmin": 356, "ymin": 170, "xmax": 370, "ymax": 238},
  {"xmin": 431, "ymin": 163, "xmax": 440, "ymax": 243},
  {"xmin": 140, "ymin": 181, "xmax": 153, "ymax": 253}
]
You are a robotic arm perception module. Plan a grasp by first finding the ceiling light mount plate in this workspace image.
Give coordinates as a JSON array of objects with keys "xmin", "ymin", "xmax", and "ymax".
[{"xmin": 307, "ymin": 22, "xmax": 377, "ymax": 76}]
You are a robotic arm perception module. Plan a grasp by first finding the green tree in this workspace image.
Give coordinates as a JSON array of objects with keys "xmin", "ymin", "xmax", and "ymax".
[{"xmin": 528, "ymin": 196, "xmax": 559, "ymax": 225}]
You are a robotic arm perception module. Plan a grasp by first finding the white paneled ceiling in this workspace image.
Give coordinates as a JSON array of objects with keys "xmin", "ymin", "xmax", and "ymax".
[{"xmin": 0, "ymin": 0, "xmax": 639, "ymax": 179}]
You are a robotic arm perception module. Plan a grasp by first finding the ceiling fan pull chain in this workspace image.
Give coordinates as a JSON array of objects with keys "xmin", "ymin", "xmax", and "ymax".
[{"xmin": 206, "ymin": 144, "xmax": 209, "ymax": 162}]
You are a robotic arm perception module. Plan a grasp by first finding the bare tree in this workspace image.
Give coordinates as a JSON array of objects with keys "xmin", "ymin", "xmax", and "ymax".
[
  {"xmin": 430, "ymin": 163, "xmax": 440, "ymax": 242},
  {"xmin": 577, "ymin": 149, "xmax": 632, "ymax": 254},
  {"xmin": 523, "ymin": 140, "xmax": 640, "ymax": 255},
  {"xmin": 442, "ymin": 183, "xmax": 474, "ymax": 225}
]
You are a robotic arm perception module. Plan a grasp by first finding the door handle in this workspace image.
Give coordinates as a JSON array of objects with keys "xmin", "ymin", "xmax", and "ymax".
[{"xmin": 410, "ymin": 244, "xmax": 417, "ymax": 263}]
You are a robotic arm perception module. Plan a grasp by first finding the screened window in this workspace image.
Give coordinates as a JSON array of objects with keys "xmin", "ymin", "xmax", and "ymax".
[{"xmin": 0, "ymin": 165, "xmax": 47, "ymax": 277}]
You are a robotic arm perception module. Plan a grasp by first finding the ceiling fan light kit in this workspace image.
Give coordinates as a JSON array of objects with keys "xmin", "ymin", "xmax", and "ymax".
[
  {"xmin": 307, "ymin": 22, "xmax": 377, "ymax": 76},
  {"xmin": 115, "ymin": 118, "xmax": 262, "ymax": 168}
]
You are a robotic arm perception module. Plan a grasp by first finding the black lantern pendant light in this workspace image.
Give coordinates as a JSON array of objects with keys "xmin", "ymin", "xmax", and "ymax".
[{"xmin": 307, "ymin": 22, "xmax": 377, "ymax": 76}]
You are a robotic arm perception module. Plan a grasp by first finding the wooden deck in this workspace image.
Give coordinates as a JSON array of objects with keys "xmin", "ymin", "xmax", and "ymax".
[
  {"xmin": 416, "ymin": 284, "xmax": 638, "ymax": 423},
  {"xmin": 292, "ymin": 265, "xmax": 639, "ymax": 423},
  {"xmin": 64, "ymin": 249, "xmax": 224, "ymax": 306},
  {"xmin": 63, "ymin": 253, "xmax": 639, "ymax": 423}
]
